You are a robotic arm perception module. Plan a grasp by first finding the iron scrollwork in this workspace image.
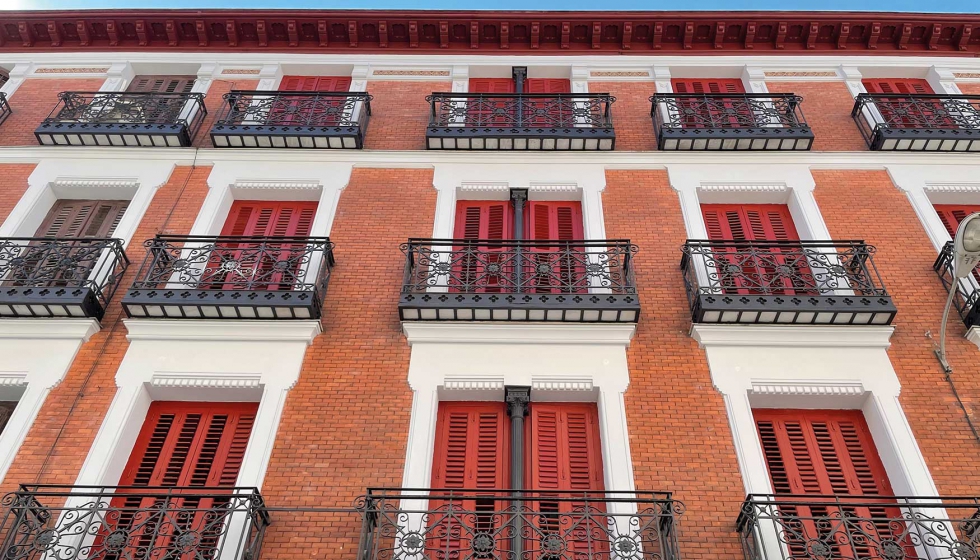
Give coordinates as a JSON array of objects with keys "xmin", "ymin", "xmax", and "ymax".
[
  {"xmin": 45, "ymin": 91, "xmax": 206, "ymax": 127},
  {"xmin": 426, "ymin": 93, "xmax": 615, "ymax": 129},
  {"xmin": 651, "ymin": 93, "xmax": 807, "ymax": 130},
  {"xmin": 216, "ymin": 91, "xmax": 373, "ymax": 128}
]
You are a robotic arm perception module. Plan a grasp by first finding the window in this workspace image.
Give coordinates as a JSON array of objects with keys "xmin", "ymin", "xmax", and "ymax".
[
  {"xmin": 934, "ymin": 204, "xmax": 980, "ymax": 238},
  {"xmin": 36, "ymin": 199, "xmax": 129, "ymax": 238},
  {"xmin": 279, "ymin": 76, "xmax": 353, "ymax": 92},
  {"xmin": 755, "ymin": 409, "xmax": 903, "ymax": 560},
  {"xmin": 0, "ymin": 401, "xmax": 15, "ymax": 435},
  {"xmin": 671, "ymin": 78, "xmax": 750, "ymax": 128},
  {"xmin": 127, "ymin": 76, "xmax": 196, "ymax": 94}
]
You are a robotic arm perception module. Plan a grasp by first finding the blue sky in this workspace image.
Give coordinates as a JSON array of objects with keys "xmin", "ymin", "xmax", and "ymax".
[{"xmin": 0, "ymin": 0, "xmax": 974, "ymax": 12}]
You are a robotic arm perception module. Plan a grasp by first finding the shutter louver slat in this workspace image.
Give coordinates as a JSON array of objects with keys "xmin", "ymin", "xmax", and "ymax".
[
  {"xmin": 160, "ymin": 414, "xmax": 201, "ymax": 487},
  {"xmin": 126, "ymin": 76, "xmax": 195, "ymax": 94},
  {"xmin": 487, "ymin": 205, "xmax": 506, "ymax": 240},
  {"xmin": 534, "ymin": 204, "xmax": 551, "ymax": 241},
  {"xmin": 188, "ymin": 415, "xmax": 227, "ymax": 487}
]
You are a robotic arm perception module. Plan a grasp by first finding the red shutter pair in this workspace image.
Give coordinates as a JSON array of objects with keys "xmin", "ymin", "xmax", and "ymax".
[
  {"xmin": 934, "ymin": 204, "xmax": 980, "ymax": 239},
  {"xmin": 275, "ymin": 75, "xmax": 353, "ymax": 126},
  {"xmin": 701, "ymin": 204, "xmax": 813, "ymax": 295},
  {"xmin": 671, "ymin": 79, "xmax": 749, "ymax": 128},
  {"xmin": 862, "ymin": 79, "xmax": 953, "ymax": 129},
  {"xmin": 453, "ymin": 201, "xmax": 583, "ymax": 241},
  {"xmin": 468, "ymin": 78, "xmax": 571, "ymax": 94},
  {"xmin": 755, "ymin": 410, "xmax": 905, "ymax": 560},
  {"xmin": 468, "ymin": 79, "xmax": 571, "ymax": 126}
]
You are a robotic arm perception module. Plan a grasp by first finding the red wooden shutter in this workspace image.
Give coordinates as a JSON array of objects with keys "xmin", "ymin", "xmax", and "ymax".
[
  {"xmin": 528, "ymin": 402, "xmax": 604, "ymax": 492},
  {"xmin": 127, "ymin": 76, "xmax": 196, "ymax": 94},
  {"xmin": 701, "ymin": 204, "xmax": 799, "ymax": 241},
  {"xmin": 527, "ymin": 201, "xmax": 583, "ymax": 241},
  {"xmin": 671, "ymin": 79, "xmax": 748, "ymax": 128},
  {"xmin": 280, "ymin": 76, "xmax": 352, "ymax": 91},
  {"xmin": 221, "ymin": 201, "xmax": 318, "ymax": 237},
  {"xmin": 35, "ymin": 200, "xmax": 129, "ymax": 238},
  {"xmin": 468, "ymin": 78, "xmax": 516, "ymax": 93},
  {"xmin": 526, "ymin": 202, "xmax": 585, "ymax": 293},
  {"xmin": 0, "ymin": 401, "xmax": 16, "ymax": 435},
  {"xmin": 525, "ymin": 79, "xmax": 571, "ymax": 93},
  {"xmin": 430, "ymin": 401, "xmax": 509, "ymax": 489},
  {"xmin": 453, "ymin": 201, "xmax": 513, "ymax": 240},
  {"xmin": 671, "ymin": 78, "xmax": 745, "ymax": 94},
  {"xmin": 934, "ymin": 204, "xmax": 980, "ymax": 238},
  {"xmin": 862, "ymin": 79, "xmax": 933, "ymax": 95},
  {"xmin": 119, "ymin": 401, "xmax": 258, "ymax": 488}
]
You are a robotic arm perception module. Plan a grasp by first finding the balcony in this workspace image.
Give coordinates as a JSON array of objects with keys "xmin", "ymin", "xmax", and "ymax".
[
  {"xmin": 650, "ymin": 93, "xmax": 813, "ymax": 151},
  {"xmin": 210, "ymin": 90, "xmax": 372, "ymax": 149},
  {"xmin": 35, "ymin": 91, "xmax": 206, "ymax": 147},
  {"xmin": 934, "ymin": 241, "xmax": 980, "ymax": 327},
  {"xmin": 737, "ymin": 494, "xmax": 980, "ymax": 560},
  {"xmin": 399, "ymin": 239, "xmax": 639, "ymax": 322},
  {"xmin": 0, "ymin": 237, "xmax": 128, "ymax": 320},
  {"xmin": 852, "ymin": 93, "xmax": 980, "ymax": 151},
  {"xmin": 0, "ymin": 92, "xmax": 10, "ymax": 127},
  {"xmin": 122, "ymin": 235, "xmax": 334, "ymax": 320},
  {"xmin": 358, "ymin": 488, "xmax": 682, "ymax": 560},
  {"xmin": 681, "ymin": 240, "xmax": 896, "ymax": 325},
  {"xmin": 425, "ymin": 93, "xmax": 616, "ymax": 150},
  {"xmin": 0, "ymin": 485, "xmax": 268, "ymax": 560}
]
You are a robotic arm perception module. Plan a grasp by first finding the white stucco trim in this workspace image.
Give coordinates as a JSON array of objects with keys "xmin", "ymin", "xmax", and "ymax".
[
  {"xmin": 0, "ymin": 319, "xmax": 99, "ymax": 486},
  {"xmin": 400, "ymin": 322, "xmax": 637, "ymax": 501},
  {"xmin": 887, "ymin": 164, "xmax": 980, "ymax": 254},
  {"xmin": 73, "ymin": 319, "xmax": 320, "ymax": 491},
  {"xmin": 0, "ymin": 159, "xmax": 176, "ymax": 249},
  {"xmin": 692, "ymin": 324, "xmax": 939, "ymax": 502}
]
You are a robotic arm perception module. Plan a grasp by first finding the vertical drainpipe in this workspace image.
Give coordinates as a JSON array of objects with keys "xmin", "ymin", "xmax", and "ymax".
[
  {"xmin": 505, "ymin": 386, "xmax": 530, "ymax": 560},
  {"xmin": 511, "ymin": 188, "xmax": 528, "ymax": 291},
  {"xmin": 513, "ymin": 66, "xmax": 527, "ymax": 126}
]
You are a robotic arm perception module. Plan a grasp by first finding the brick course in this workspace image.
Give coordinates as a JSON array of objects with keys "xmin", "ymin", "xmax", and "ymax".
[
  {"xmin": 0, "ymin": 164, "xmax": 36, "ymax": 224},
  {"xmin": 766, "ymin": 81, "xmax": 868, "ymax": 151},
  {"xmin": 362, "ymin": 81, "xmax": 450, "ymax": 150},
  {"xmin": 0, "ymin": 79, "xmax": 105, "ymax": 146},
  {"xmin": 591, "ymin": 81, "xmax": 657, "ymax": 151},
  {"xmin": 812, "ymin": 170, "xmax": 980, "ymax": 497}
]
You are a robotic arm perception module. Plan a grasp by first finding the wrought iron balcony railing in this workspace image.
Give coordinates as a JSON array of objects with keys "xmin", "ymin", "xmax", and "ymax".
[
  {"xmin": 933, "ymin": 240, "xmax": 980, "ymax": 327},
  {"xmin": 0, "ymin": 237, "xmax": 128, "ymax": 320},
  {"xmin": 0, "ymin": 92, "xmax": 11, "ymax": 127},
  {"xmin": 210, "ymin": 90, "xmax": 372, "ymax": 149},
  {"xmin": 35, "ymin": 91, "xmax": 206, "ymax": 147},
  {"xmin": 358, "ymin": 488, "xmax": 683, "ymax": 560},
  {"xmin": 737, "ymin": 494, "xmax": 980, "ymax": 560},
  {"xmin": 0, "ymin": 485, "xmax": 269, "ymax": 560},
  {"xmin": 681, "ymin": 240, "xmax": 896, "ymax": 325},
  {"xmin": 426, "ymin": 93, "xmax": 616, "ymax": 150},
  {"xmin": 400, "ymin": 239, "xmax": 639, "ymax": 322},
  {"xmin": 650, "ymin": 93, "xmax": 813, "ymax": 151},
  {"xmin": 122, "ymin": 235, "xmax": 334, "ymax": 320},
  {"xmin": 852, "ymin": 93, "xmax": 980, "ymax": 151}
]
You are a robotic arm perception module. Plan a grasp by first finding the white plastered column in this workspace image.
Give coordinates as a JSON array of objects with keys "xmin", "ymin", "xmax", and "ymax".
[
  {"xmin": 0, "ymin": 319, "xmax": 99, "ymax": 486},
  {"xmin": 99, "ymin": 62, "xmax": 134, "ymax": 92},
  {"xmin": 651, "ymin": 65, "xmax": 677, "ymax": 129}
]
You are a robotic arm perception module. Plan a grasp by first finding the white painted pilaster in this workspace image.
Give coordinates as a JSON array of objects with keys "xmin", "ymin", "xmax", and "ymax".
[
  {"xmin": 99, "ymin": 62, "xmax": 134, "ymax": 92},
  {"xmin": 0, "ymin": 63, "xmax": 33, "ymax": 98}
]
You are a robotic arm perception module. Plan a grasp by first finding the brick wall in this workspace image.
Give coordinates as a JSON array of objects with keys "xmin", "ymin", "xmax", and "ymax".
[
  {"xmin": 257, "ymin": 168, "xmax": 436, "ymax": 559},
  {"xmin": 812, "ymin": 170, "xmax": 980, "ymax": 497},
  {"xmin": 603, "ymin": 170, "xmax": 746, "ymax": 560},
  {"xmin": 767, "ymin": 81, "xmax": 867, "ymax": 151},
  {"xmin": 0, "ymin": 165, "xmax": 209, "ymax": 490},
  {"xmin": 591, "ymin": 81, "xmax": 657, "ymax": 151},
  {"xmin": 362, "ymin": 81, "xmax": 449, "ymax": 150},
  {"xmin": 0, "ymin": 164, "xmax": 36, "ymax": 224},
  {"xmin": 958, "ymin": 82, "xmax": 980, "ymax": 95},
  {"xmin": 0, "ymin": 78, "xmax": 105, "ymax": 146},
  {"xmin": 192, "ymin": 79, "xmax": 259, "ymax": 148}
]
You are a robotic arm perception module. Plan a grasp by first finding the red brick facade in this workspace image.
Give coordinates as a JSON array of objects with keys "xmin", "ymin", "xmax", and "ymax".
[
  {"xmin": 766, "ymin": 81, "xmax": 868, "ymax": 151},
  {"xmin": 0, "ymin": 78, "xmax": 104, "ymax": 146},
  {"xmin": 362, "ymin": 80, "xmax": 451, "ymax": 150}
]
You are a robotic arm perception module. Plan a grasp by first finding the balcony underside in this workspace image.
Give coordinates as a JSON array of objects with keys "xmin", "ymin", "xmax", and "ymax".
[
  {"xmin": 868, "ymin": 126, "xmax": 980, "ymax": 152},
  {"xmin": 426, "ymin": 126, "xmax": 615, "ymax": 150},
  {"xmin": 0, "ymin": 286, "xmax": 107, "ymax": 319},
  {"xmin": 210, "ymin": 124, "xmax": 366, "ymax": 149},
  {"xmin": 657, "ymin": 127, "xmax": 814, "ymax": 151},
  {"xmin": 122, "ymin": 288, "xmax": 323, "ymax": 320},
  {"xmin": 399, "ymin": 292, "xmax": 639, "ymax": 322},
  {"xmin": 690, "ymin": 292, "xmax": 896, "ymax": 325},
  {"xmin": 35, "ymin": 122, "xmax": 194, "ymax": 147}
]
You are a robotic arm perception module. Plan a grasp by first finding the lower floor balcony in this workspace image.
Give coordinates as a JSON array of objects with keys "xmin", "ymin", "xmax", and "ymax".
[
  {"xmin": 0, "ymin": 485, "xmax": 269, "ymax": 560},
  {"xmin": 934, "ymin": 241, "xmax": 980, "ymax": 327},
  {"xmin": 359, "ymin": 488, "xmax": 682, "ymax": 560},
  {"xmin": 399, "ymin": 239, "xmax": 639, "ymax": 322},
  {"xmin": 0, "ymin": 237, "xmax": 128, "ymax": 320},
  {"xmin": 122, "ymin": 235, "xmax": 334, "ymax": 320},
  {"xmin": 681, "ymin": 240, "xmax": 896, "ymax": 325},
  {"xmin": 738, "ymin": 494, "xmax": 980, "ymax": 560}
]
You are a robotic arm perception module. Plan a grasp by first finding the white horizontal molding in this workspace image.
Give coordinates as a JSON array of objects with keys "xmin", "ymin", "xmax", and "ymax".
[
  {"xmin": 234, "ymin": 180, "xmax": 322, "ymax": 190},
  {"xmin": 691, "ymin": 325, "xmax": 895, "ymax": 349},
  {"xmin": 750, "ymin": 380, "xmax": 866, "ymax": 396},
  {"xmin": 370, "ymin": 67, "xmax": 453, "ymax": 81},
  {"xmin": 402, "ymin": 322, "xmax": 636, "ymax": 345},
  {"xmin": 532, "ymin": 378, "xmax": 594, "ymax": 391},
  {"xmin": 150, "ymin": 372, "xmax": 263, "ymax": 389},
  {"xmin": 124, "ymin": 319, "xmax": 322, "ymax": 344},
  {"xmin": 924, "ymin": 183, "xmax": 980, "ymax": 193},
  {"xmin": 0, "ymin": 373, "xmax": 28, "ymax": 387},
  {"xmin": 0, "ymin": 318, "xmax": 100, "ymax": 340},
  {"xmin": 698, "ymin": 183, "xmax": 789, "ymax": 193},
  {"xmin": 443, "ymin": 377, "xmax": 505, "ymax": 391}
]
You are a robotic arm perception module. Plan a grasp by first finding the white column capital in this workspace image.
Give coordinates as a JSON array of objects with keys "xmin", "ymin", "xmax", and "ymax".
[
  {"xmin": 571, "ymin": 65, "xmax": 590, "ymax": 94},
  {"xmin": 100, "ymin": 62, "xmax": 134, "ymax": 92},
  {"xmin": 839, "ymin": 66, "xmax": 866, "ymax": 98},
  {"xmin": 256, "ymin": 64, "xmax": 282, "ymax": 91},
  {"xmin": 652, "ymin": 66, "xmax": 672, "ymax": 92},
  {"xmin": 0, "ymin": 63, "xmax": 33, "ymax": 97},
  {"xmin": 450, "ymin": 65, "xmax": 469, "ymax": 92},
  {"xmin": 742, "ymin": 66, "xmax": 770, "ymax": 94},
  {"xmin": 927, "ymin": 66, "xmax": 962, "ymax": 95}
]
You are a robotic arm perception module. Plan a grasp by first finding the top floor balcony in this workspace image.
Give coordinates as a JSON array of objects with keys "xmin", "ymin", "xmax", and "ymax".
[
  {"xmin": 210, "ymin": 90, "xmax": 372, "ymax": 149},
  {"xmin": 425, "ymin": 93, "xmax": 616, "ymax": 151},
  {"xmin": 852, "ymin": 93, "xmax": 980, "ymax": 152},
  {"xmin": 650, "ymin": 93, "xmax": 813, "ymax": 151},
  {"xmin": 35, "ymin": 91, "xmax": 207, "ymax": 148}
]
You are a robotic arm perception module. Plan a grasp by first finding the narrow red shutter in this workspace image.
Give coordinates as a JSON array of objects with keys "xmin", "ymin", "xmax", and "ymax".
[
  {"xmin": 526, "ymin": 201, "xmax": 583, "ymax": 241},
  {"xmin": 316, "ymin": 76, "xmax": 352, "ymax": 91},
  {"xmin": 468, "ymin": 78, "xmax": 516, "ymax": 93},
  {"xmin": 280, "ymin": 76, "xmax": 352, "ymax": 91},
  {"xmin": 453, "ymin": 201, "xmax": 513, "ymax": 240},
  {"xmin": 934, "ymin": 205, "xmax": 980, "ymax": 238},
  {"xmin": 221, "ymin": 201, "xmax": 318, "ymax": 237},
  {"xmin": 35, "ymin": 200, "xmax": 129, "ymax": 238},
  {"xmin": 119, "ymin": 402, "xmax": 258, "ymax": 488},
  {"xmin": 525, "ymin": 79, "xmax": 571, "ymax": 93},
  {"xmin": 672, "ymin": 78, "xmax": 745, "ymax": 94},
  {"xmin": 127, "ymin": 76, "xmax": 195, "ymax": 94},
  {"xmin": 700, "ymin": 204, "xmax": 799, "ymax": 241},
  {"xmin": 430, "ymin": 402, "xmax": 509, "ymax": 489},
  {"xmin": 0, "ymin": 401, "xmax": 16, "ymax": 435},
  {"xmin": 862, "ymin": 79, "xmax": 934, "ymax": 95},
  {"xmin": 528, "ymin": 402, "xmax": 604, "ymax": 492}
]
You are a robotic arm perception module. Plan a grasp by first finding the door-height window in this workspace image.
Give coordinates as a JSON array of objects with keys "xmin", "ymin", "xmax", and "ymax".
[
  {"xmin": 455, "ymin": 197, "xmax": 583, "ymax": 242},
  {"xmin": 221, "ymin": 200, "xmax": 318, "ymax": 238},
  {"xmin": 862, "ymin": 79, "xmax": 952, "ymax": 130},
  {"xmin": 934, "ymin": 204, "xmax": 980, "ymax": 238},
  {"xmin": 127, "ymin": 76, "xmax": 196, "ymax": 94},
  {"xmin": 671, "ymin": 79, "xmax": 749, "ymax": 128},
  {"xmin": 279, "ymin": 76, "xmax": 353, "ymax": 92},
  {"xmin": 36, "ymin": 199, "xmax": 129, "ymax": 238},
  {"xmin": 862, "ymin": 79, "xmax": 933, "ymax": 95}
]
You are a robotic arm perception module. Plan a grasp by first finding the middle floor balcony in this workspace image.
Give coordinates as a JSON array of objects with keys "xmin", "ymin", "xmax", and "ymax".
[
  {"xmin": 399, "ymin": 238, "xmax": 639, "ymax": 322},
  {"xmin": 121, "ymin": 235, "xmax": 334, "ymax": 320},
  {"xmin": 681, "ymin": 239, "xmax": 896, "ymax": 325},
  {"xmin": 934, "ymin": 241, "xmax": 980, "ymax": 328},
  {"xmin": 852, "ymin": 93, "xmax": 980, "ymax": 152},
  {"xmin": 425, "ymin": 93, "xmax": 616, "ymax": 151}
]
